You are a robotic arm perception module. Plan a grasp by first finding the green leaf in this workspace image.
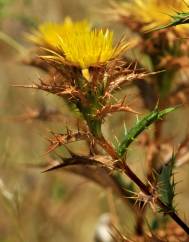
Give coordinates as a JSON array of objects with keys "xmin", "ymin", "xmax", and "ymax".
[
  {"xmin": 157, "ymin": 156, "xmax": 176, "ymax": 211},
  {"xmin": 149, "ymin": 11, "xmax": 189, "ymax": 32},
  {"xmin": 117, "ymin": 107, "xmax": 176, "ymax": 157}
]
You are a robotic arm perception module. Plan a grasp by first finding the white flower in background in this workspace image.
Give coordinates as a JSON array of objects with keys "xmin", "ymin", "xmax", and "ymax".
[
  {"xmin": 94, "ymin": 213, "xmax": 114, "ymax": 242},
  {"xmin": 0, "ymin": 178, "xmax": 14, "ymax": 201}
]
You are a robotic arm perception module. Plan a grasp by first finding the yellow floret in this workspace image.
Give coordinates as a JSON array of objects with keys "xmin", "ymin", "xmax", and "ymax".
[
  {"xmin": 29, "ymin": 17, "xmax": 90, "ymax": 47},
  {"xmin": 57, "ymin": 29, "xmax": 127, "ymax": 68}
]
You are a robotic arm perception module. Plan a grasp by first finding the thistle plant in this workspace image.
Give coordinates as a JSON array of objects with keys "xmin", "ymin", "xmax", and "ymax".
[
  {"xmin": 14, "ymin": 15, "xmax": 189, "ymax": 241},
  {"xmin": 108, "ymin": 0, "xmax": 189, "ymax": 32},
  {"xmin": 108, "ymin": 0, "xmax": 189, "ymax": 102},
  {"xmin": 95, "ymin": 0, "xmax": 189, "ymax": 239}
]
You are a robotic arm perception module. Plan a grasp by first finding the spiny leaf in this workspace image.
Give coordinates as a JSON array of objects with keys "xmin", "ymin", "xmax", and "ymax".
[
  {"xmin": 157, "ymin": 155, "xmax": 176, "ymax": 211},
  {"xmin": 42, "ymin": 155, "xmax": 114, "ymax": 173},
  {"xmin": 149, "ymin": 11, "xmax": 189, "ymax": 32},
  {"xmin": 117, "ymin": 107, "xmax": 176, "ymax": 157}
]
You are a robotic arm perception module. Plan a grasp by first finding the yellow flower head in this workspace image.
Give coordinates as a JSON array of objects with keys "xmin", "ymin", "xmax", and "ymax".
[
  {"xmin": 30, "ymin": 18, "xmax": 129, "ymax": 73},
  {"xmin": 56, "ymin": 28, "xmax": 128, "ymax": 69},
  {"xmin": 29, "ymin": 17, "xmax": 90, "ymax": 47},
  {"xmin": 119, "ymin": 0, "xmax": 189, "ymax": 31}
]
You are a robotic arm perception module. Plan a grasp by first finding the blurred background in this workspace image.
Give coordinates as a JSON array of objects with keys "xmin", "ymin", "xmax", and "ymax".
[{"xmin": 1, "ymin": 0, "xmax": 189, "ymax": 241}]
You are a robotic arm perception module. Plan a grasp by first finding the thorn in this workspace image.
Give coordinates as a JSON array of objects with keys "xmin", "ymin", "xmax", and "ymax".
[
  {"xmin": 136, "ymin": 114, "xmax": 140, "ymax": 124},
  {"xmin": 154, "ymin": 99, "xmax": 160, "ymax": 110},
  {"xmin": 42, "ymin": 162, "xmax": 64, "ymax": 173},
  {"xmin": 66, "ymin": 127, "xmax": 71, "ymax": 136},
  {"xmin": 133, "ymin": 61, "xmax": 137, "ymax": 71},
  {"xmin": 124, "ymin": 122, "xmax": 127, "ymax": 136},
  {"xmin": 114, "ymin": 135, "xmax": 120, "ymax": 146},
  {"xmin": 121, "ymin": 95, "xmax": 127, "ymax": 105},
  {"xmin": 12, "ymin": 84, "xmax": 39, "ymax": 89}
]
